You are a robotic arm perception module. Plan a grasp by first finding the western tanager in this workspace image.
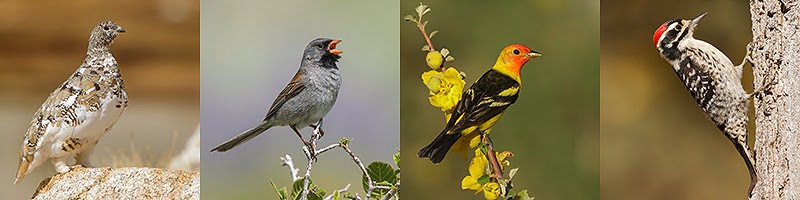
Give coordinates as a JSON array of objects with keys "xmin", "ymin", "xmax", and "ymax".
[{"xmin": 418, "ymin": 44, "xmax": 541, "ymax": 164}]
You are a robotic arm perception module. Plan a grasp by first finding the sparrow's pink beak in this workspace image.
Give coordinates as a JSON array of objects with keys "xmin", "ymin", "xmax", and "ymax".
[{"xmin": 328, "ymin": 40, "xmax": 342, "ymax": 55}]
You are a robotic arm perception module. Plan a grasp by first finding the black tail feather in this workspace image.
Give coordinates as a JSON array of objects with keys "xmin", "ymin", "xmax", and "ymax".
[
  {"xmin": 731, "ymin": 138, "xmax": 757, "ymax": 196},
  {"xmin": 418, "ymin": 130, "xmax": 462, "ymax": 164}
]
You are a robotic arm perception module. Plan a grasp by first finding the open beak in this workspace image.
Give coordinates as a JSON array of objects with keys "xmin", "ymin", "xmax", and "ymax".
[
  {"xmin": 525, "ymin": 50, "xmax": 541, "ymax": 59},
  {"xmin": 328, "ymin": 39, "xmax": 342, "ymax": 55},
  {"xmin": 689, "ymin": 12, "xmax": 707, "ymax": 29}
]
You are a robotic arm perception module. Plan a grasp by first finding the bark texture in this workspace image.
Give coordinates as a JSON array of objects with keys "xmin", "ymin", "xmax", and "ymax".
[
  {"xmin": 749, "ymin": 0, "xmax": 800, "ymax": 199},
  {"xmin": 31, "ymin": 167, "xmax": 199, "ymax": 200}
]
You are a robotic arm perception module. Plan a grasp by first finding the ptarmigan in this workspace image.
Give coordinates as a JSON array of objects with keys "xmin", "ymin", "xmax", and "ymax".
[{"xmin": 15, "ymin": 21, "xmax": 127, "ymax": 184}]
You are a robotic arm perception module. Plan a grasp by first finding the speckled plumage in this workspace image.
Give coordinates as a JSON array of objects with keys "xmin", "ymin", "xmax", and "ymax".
[
  {"xmin": 15, "ymin": 21, "xmax": 127, "ymax": 184},
  {"xmin": 654, "ymin": 13, "xmax": 758, "ymax": 194}
]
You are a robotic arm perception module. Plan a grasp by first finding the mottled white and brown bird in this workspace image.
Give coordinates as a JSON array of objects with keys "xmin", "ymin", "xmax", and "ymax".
[{"xmin": 15, "ymin": 21, "xmax": 127, "ymax": 184}]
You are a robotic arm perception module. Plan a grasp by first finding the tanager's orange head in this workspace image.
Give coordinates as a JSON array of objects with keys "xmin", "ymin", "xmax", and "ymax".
[{"xmin": 494, "ymin": 44, "xmax": 541, "ymax": 76}]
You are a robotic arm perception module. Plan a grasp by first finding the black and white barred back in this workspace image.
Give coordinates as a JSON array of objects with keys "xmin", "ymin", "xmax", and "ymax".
[{"xmin": 653, "ymin": 13, "xmax": 757, "ymax": 195}]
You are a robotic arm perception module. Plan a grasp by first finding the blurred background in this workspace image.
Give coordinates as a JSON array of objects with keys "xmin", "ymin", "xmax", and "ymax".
[
  {"xmin": 601, "ymin": 1, "xmax": 754, "ymax": 199},
  {"xmin": 401, "ymin": 1, "xmax": 599, "ymax": 199},
  {"xmin": 200, "ymin": 1, "xmax": 399, "ymax": 199},
  {"xmin": 0, "ymin": 0, "xmax": 199, "ymax": 199}
]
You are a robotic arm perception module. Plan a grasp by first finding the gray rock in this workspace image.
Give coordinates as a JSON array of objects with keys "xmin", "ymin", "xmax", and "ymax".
[{"xmin": 32, "ymin": 167, "xmax": 199, "ymax": 200}]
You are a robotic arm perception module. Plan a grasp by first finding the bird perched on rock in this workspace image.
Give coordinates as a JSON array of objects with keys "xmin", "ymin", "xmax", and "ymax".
[
  {"xmin": 419, "ymin": 44, "xmax": 541, "ymax": 164},
  {"xmin": 211, "ymin": 38, "xmax": 343, "ymax": 153},
  {"xmin": 15, "ymin": 21, "xmax": 128, "ymax": 184}
]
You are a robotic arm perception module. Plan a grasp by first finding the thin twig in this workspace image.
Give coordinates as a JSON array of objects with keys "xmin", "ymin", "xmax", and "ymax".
[
  {"xmin": 316, "ymin": 143, "xmax": 341, "ymax": 155},
  {"xmin": 341, "ymin": 141, "xmax": 374, "ymax": 199},
  {"xmin": 323, "ymin": 184, "xmax": 351, "ymax": 200},
  {"xmin": 280, "ymin": 155, "xmax": 300, "ymax": 181},
  {"xmin": 483, "ymin": 135, "xmax": 504, "ymax": 179},
  {"xmin": 379, "ymin": 181, "xmax": 400, "ymax": 200},
  {"xmin": 299, "ymin": 126, "xmax": 322, "ymax": 200}
]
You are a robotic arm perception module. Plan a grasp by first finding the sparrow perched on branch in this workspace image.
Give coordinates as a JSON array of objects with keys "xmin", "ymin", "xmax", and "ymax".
[
  {"xmin": 16, "ymin": 21, "xmax": 127, "ymax": 184},
  {"xmin": 211, "ymin": 38, "xmax": 343, "ymax": 152},
  {"xmin": 419, "ymin": 44, "xmax": 540, "ymax": 164}
]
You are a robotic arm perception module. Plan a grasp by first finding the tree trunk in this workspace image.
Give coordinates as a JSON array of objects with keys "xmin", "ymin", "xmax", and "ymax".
[{"xmin": 749, "ymin": 0, "xmax": 800, "ymax": 199}]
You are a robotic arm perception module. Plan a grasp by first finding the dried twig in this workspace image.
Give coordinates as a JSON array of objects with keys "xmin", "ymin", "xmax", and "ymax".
[
  {"xmin": 341, "ymin": 141, "xmax": 375, "ymax": 198},
  {"xmin": 299, "ymin": 125, "xmax": 322, "ymax": 200},
  {"xmin": 323, "ymin": 184, "xmax": 350, "ymax": 200},
  {"xmin": 280, "ymin": 155, "xmax": 300, "ymax": 181}
]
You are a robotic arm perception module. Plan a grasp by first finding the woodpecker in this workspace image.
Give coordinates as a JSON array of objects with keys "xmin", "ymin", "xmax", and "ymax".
[{"xmin": 653, "ymin": 13, "xmax": 762, "ymax": 194}]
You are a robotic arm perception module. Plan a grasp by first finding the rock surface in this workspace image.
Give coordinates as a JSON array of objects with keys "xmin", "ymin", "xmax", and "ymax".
[{"xmin": 32, "ymin": 167, "xmax": 199, "ymax": 200}]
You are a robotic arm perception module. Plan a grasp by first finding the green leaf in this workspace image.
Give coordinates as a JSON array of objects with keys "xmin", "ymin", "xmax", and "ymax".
[
  {"xmin": 362, "ymin": 162, "xmax": 399, "ymax": 198},
  {"xmin": 402, "ymin": 15, "xmax": 415, "ymax": 22},
  {"xmin": 291, "ymin": 178, "xmax": 323, "ymax": 200},
  {"xmin": 422, "ymin": 45, "xmax": 430, "ymax": 52},
  {"xmin": 393, "ymin": 150, "xmax": 401, "ymax": 167},
  {"xmin": 440, "ymin": 48, "xmax": 450, "ymax": 57},
  {"xmin": 515, "ymin": 190, "xmax": 535, "ymax": 200},
  {"xmin": 332, "ymin": 190, "xmax": 339, "ymax": 200},
  {"xmin": 477, "ymin": 174, "xmax": 491, "ymax": 185},
  {"xmin": 270, "ymin": 180, "xmax": 289, "ymax": 200},
  {"xmin": 445, "ymin": 55, "xmax": 455, "ymax": 62},
  {"xmin": 509, "ymin": 168, "xmax": 519, "ymax": 180},
  {"xmin": 415, "ymin": 3, "xmax": 430, "ymax": 17},
  {"xmin": 429, "ymin": 30, "xmax": 438, "ymax": 38},
  {"xmin": 422, "ymin": 21, "xmax": 428, "ymax": 29}
]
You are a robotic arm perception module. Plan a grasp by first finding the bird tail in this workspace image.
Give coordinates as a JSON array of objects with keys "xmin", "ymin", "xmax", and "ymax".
[
  {"xmin": 211, "ymin": 123, "xmax": 272, "ymax": 152},
  {"xmin": 418, "ymin": 129, "xmax": 461, "ymax": 164},
  {"xmin": 731, "ymin": 136, "xmax": 757, "ymax": 195}
]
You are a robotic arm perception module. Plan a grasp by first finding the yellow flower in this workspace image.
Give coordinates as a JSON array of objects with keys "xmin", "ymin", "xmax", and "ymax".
[
  {"xmin": 483, "ymin": 182, "xmax": 501, "ymax": 200},
  {"xmin": 461, "ymin": 149, "xmax": 488, "ymax": 191},
  {"xmin": 426, "ymin": 51, "xmax": 444, "ymax": 70},
  {"xmin": 451, "ymin": 130, "xmax": 480, "ymax": 158},
  {"xmin": 422, "ymin": 67, "xmax": 465, "ymax": 113}
]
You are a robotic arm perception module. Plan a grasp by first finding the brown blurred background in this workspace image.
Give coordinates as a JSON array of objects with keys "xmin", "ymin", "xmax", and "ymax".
[
  {"xmin": 601, "ymin": 1, "xmax": 755, "ymax": 199},
  {"xmin": 0, "ymin": 1, "xmax": 199, "ymax": 198}
]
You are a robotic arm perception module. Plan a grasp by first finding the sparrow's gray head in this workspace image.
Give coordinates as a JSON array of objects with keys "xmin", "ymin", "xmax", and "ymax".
[
  {"xmin": 88, "ymin": 21, "xmax": 126, "ymax": 50},
  {"xmin": 303, "ymin": 38, "xmax": 342, "ymax": 63}
]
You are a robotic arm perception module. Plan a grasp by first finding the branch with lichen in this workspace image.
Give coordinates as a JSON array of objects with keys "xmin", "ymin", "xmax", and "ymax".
[
  {"xmin": 271, "ymin": 126, "xmax": 400, "ymax": 200},
  {"xmin": 405, "ymin": 3, "xmax": 534, "ymax": 200}
]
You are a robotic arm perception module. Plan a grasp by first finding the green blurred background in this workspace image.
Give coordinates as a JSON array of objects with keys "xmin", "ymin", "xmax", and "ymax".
[
  {"xmin": 600, "ymin": 1, "xmax": 754, "ymax": 199},
  {"xmin": 0, "ymin": 1, "xmax": 199, "ymax": 199},
  {"xmin": 401, "ymin": 1, "xmax": 599, "ymax": 199},
  {"xmin": 200, "ymin": 1, "xmax": 399, "ymax": 199}
]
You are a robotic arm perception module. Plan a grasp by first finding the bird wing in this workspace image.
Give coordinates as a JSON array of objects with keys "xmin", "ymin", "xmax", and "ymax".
[
  {"xmin": 446, "ymin": 70, "xmax": 519, "ymax": 135},
  {"xmin": 264, "ymin": 69, "xmax": 306, "ymax": 121}
]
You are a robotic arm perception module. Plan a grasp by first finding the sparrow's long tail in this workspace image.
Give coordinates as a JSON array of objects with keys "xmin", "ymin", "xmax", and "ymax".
[
  {"xmin": 211, "ymin": 123, "xmax": 272, "ymax": 152},
  {"xmin": 418, "ymin": 129, "xmax": 461, "ymax": 164}
]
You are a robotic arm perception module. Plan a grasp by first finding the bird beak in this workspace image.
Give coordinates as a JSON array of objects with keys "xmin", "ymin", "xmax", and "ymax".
[
  {"xmin": 15, "ymin": 158, "xmax": 29, "ymax": 184},
  {"xmin": 117, "ymin": 27, "xmax": 126, "ymax": 33},
  {"xmin": 525, "ymin": 50, "xmax": 541, "ymax": 59},
  {"xmin": 328, "ymin": 40, "xmax": 342, "ymax": 55},
  {"xmin": 689, "ymin": 12, "xmax": 706, "ymax": 29}
]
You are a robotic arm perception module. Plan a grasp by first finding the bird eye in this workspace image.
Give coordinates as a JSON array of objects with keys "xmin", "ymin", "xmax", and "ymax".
[
  {"xmin": 513, "ymin": 49, "xmax": 520, "ymax": 55},
  {"xmin": 103, "ymin": 26, "xmax": 109, "ymax": 31}
]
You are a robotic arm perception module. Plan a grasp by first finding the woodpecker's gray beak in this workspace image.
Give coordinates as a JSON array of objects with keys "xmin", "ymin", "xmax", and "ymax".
[
  {"xmin": 689, "ymin": 12, "xmax": 707, "ymax": 29},
  {"xmin": 526, "ymin": 50, "xmax": 541, "ymax": 59}
]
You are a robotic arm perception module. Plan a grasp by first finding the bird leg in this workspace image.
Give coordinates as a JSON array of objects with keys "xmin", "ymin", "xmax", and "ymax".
[
  {"xmin": 52, "ymin": 157, "xmax": 71, "ymax": 174},
  {"xmin": 292, "ymin": 126, "xmax": 316, "ymax": 160},
  {"xmin": 308, "ymin": 119, "xmax": 325, "ymax": 138}
]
